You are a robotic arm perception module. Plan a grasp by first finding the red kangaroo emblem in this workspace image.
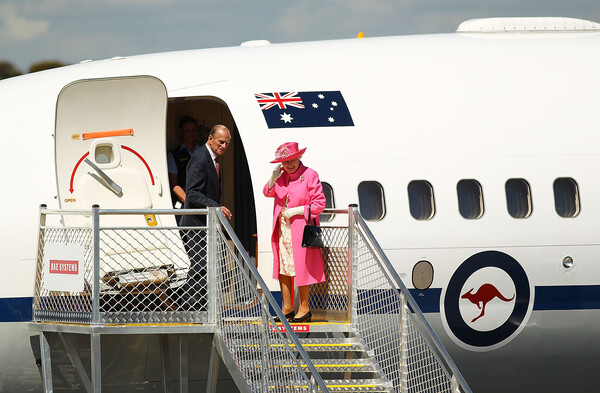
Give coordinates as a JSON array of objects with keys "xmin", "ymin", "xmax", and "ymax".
[{"xmin": 461, "ymin": 283, "xmax": 515, "ymax": 323}]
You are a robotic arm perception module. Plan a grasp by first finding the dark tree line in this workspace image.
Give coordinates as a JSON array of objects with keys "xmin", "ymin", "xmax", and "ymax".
[{"xmin": 0, "ymin": 60, "xmax": 69, "ymax": 80}]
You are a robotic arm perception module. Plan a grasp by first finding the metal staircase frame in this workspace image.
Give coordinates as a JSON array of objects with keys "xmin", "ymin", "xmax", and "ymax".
[
  {"xmin": 346, "ymin": 205, "xmax": 471, "ymax": 393},
  {"xmin": 30, "ymin": 205, "xmax": 471, "ymax": 393}
]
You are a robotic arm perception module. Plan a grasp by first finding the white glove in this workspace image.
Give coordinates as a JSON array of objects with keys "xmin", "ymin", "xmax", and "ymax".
[
  {"xmin": 282, "ymin": 206, "xmax": 304, "ymax": 219},
  {"xmin": 269, "ymin": 164, "xmax": 283, "ymax": 188}
]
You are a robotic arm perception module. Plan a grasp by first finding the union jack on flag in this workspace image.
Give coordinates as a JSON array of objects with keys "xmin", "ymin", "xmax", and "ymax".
[
  {"xmin": 255, "ymin": 92, "xmax": 305, "ymax": 111},
  {"xmin": 255, "ymin": 90, "xmax": 354, "ymax": 129}
]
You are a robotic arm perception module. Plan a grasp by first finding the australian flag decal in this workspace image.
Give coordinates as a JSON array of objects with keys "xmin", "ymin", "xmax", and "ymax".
[{"xmin": 255, "ymin": 91, "xmax": 354, "ymax": 129}]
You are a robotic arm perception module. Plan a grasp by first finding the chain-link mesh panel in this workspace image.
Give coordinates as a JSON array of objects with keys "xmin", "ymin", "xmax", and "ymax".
[
  {"xmin": 98, "ymin": 227, "xmax": 207, "ymax": 324},
  {"xmin": 215, "ymin": 230, "xmax": 322, "ymax": 393},
  {"xmin": 402, "ymin": 305, "xmax": 454, "ymax": 393},
  {"xmin": 32, "ymin": 208, "xmax": 467, "ymax": 393},
  {"xmin": 310, "ymin": 227, "xmax": 350, "ymax": 322},
  {"xmin": 34, "ymin": 221, "xmax": 212, "ymax": 324},
  {"xmin": 353, "ymin": 226, "xmax": 458, "ymax": 393},
  {"xmin": 34, "ymin": 227, "xmax": 93, "ymax": 323},
  {"xmin": 353, "ymin": 229, "xmax": 402, "ymax": 391}
]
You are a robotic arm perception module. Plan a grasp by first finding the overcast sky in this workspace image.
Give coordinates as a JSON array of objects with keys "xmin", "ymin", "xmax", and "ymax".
[{"xmin": 2, "ymin": 0, "xmax": 600, "ymax": 71}]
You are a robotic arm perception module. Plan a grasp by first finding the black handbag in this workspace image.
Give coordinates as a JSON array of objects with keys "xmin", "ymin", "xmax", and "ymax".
[{"xmin": 302, "ymin": 206, "xmax": 324, "ymax": 248}]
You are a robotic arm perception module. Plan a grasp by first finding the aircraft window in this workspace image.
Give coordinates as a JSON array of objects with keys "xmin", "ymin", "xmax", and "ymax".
[
  {"xmin": 358, "ymin": 181, "xmax": 386, "ymax": 221},
  {"xmin": 553, "ymin": 177, "xmax": 580, "ymax": 217},
  {"xmin": 408, "ymin": 180, "xmax": 435, "ymax": 220},
  {"xmin": 412, "ymin": 260, "xmax": 434, "ymax": 290},
  {"xmin": 457, "ymin": 179, "xmax": 484, "ymax": 219},
  {"xmin": 505, "ymin": 178, "xmax": 532, "ymax": 218},
  {"xmin": 320, "ymin": 182, "xmax": 335, "ymax": 222},
  {"xmin": 94, "ymin": 144, "xmax": 114, "ymax": 164}
]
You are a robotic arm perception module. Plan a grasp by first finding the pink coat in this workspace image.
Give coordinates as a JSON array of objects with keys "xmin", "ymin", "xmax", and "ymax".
[{"xmin": 263, "ymin": 163, "xmax": 326, "ymax": 286}]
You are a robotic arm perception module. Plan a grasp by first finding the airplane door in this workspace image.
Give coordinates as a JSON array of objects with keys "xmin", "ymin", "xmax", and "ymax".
[{"xmin": 55, "ymin": 76, "xmax": 171, "ymax": 227}]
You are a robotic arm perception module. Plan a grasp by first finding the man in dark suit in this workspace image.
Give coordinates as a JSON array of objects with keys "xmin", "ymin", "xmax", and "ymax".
[
  {"xmin": 178, "ymin": 125, "xmax": 232, "ymax": 311},
  {"xmin": 180, "ymin": 124, "xmax": 232, "ymax": 225}
]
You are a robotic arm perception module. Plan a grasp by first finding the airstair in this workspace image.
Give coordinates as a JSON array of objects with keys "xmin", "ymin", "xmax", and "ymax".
[{"xmin": 30, "ymin": 205, "xmax": 471, "ymax": 393}]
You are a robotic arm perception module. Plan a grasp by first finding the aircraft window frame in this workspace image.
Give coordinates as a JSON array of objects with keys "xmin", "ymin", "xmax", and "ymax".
[
  {"xmin": 407, "ymin": 180, "xmax": 435, "ymax": 220},
  {"xmin": 358, "ymin": 181, "xmax": 386, "ymax": 221},
  {"xmin": 553, "ymin": 177, "xmax": 580, "ymax": 218},
  {"xmin": 457, "ymin": 179, "xmax": 484, "ymax": 219},
  {"xmin": 320, "ymin": 182, "xmax": 335, "ymax": 222},
  {"xmin": 505, "ymin": 178, "xmax": 533, "ymax": 219}
]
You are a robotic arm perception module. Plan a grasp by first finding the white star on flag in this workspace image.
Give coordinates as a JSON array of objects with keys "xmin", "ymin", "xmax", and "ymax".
[{"xmin": 280, "ymin": 112, "xmax": 293, "ymax": 123}]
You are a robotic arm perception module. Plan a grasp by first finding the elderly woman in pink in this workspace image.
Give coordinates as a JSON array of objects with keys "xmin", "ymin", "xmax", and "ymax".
[{"xmin": 263, "ymin": 142, "xmax": 326, "ymax": 323}]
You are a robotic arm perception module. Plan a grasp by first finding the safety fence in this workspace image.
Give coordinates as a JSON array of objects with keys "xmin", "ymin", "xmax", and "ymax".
[
  {"xmin": 32, "ymin": 205, "xmax": 471, "ymax": 393},
  {"xmin": 33, "ymin": 206, "xmax": 328, "ymax": 393},
  {"xmin": 347, "ymin": 206, "xmax": 470, "ymax": 393},
  {"xmin": 35, "ymin": 208, "xmax": 212, "ymax": 324}
]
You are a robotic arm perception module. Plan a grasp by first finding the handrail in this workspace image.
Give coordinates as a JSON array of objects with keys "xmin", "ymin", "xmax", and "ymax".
[
  {"xmin": 34, "ymin": 206, "xmax": 331, "ymax": 392},
  {"xmin": 213, "ymin": 207, "xmax": 331, "ymax": 393},
  {"xmin": 33, "ymin": 205, "xmax": 470, "ymax": 393},
  {"xmin": 349, "ymin": 205, "xmax": 472, "ymax": 393}
]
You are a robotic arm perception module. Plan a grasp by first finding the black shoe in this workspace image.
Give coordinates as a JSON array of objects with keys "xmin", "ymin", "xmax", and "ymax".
[
  {"xmin": 290, "ymin": 311, "xmax": 312, "ymax": 323},
  {"xmin": 274, "ymin": 311, "xmax": 295, "ymax": 322}
]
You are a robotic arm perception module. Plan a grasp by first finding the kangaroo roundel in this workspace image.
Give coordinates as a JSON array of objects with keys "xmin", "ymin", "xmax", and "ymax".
[{"xmin": 441, "ymin": 251, "xmax": 533, "ymax": 351}]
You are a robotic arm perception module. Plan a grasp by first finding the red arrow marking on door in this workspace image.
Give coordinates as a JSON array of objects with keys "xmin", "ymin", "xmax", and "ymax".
[
  {"xmin": 121, "ymin": 145, "xmax": 155, "ymax": 185},
  {"xmin": 70, "ymin": 152, "xmax": 90, "ymax": 193},
  {"xmin": 69, "ymin": 147, "xmax": 155, "ymax": 193}
]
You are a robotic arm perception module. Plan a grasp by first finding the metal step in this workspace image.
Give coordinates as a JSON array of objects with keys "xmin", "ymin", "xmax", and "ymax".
[
  {"xmin": 245, "ymin": 358, "xmax": 376, "ymax": 373},
  {"xmin": 228, "ymin": 336, "xmax": 366, "ymax": 353},
  {"xmin": 266, "ymin": 379, "xmax": 391, "ymax": 393},
  {"xmin": 322, "ymin": 379, "xmax": 391, "ymax": 393},
  {"xmin": 306, "ymin": 358, "xmax": 376, "ymax": 373},
  {"xmin": 295, "ymin": 337, "xmax": 365, "ymax": 352}
]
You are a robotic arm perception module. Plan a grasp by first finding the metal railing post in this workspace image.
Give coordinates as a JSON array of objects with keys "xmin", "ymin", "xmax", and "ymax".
[
  {"xmin": 400, "ymin": 293, "xmax": 409, "ymax": 393},
  {"xmin": 348, "ymin": 204, "xmax": 358, "ymax": 326},
  {"xmin": 207, "ymin": 207, "xmax": 218, "ymax": 325},
  {"xmin": 33, "ymin": 204, "xmax": 48, "ymax": 320},
  {"xmin": 90, "ymin": 333, "xmax": 102, "ymax": 392},
  {"xmin": 39, "ymin": 332, "xmax": 53, "ymax": 393},
  {"xmin": 91, "ymin": 205, "xmax": 101, "ymax": 326},
  {"xmin": 259, "ymin": 310, "xmax": 270, "ymax": 392}
]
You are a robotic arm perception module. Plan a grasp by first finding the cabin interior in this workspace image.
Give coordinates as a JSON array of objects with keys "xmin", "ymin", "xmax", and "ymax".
[{"xmin": 165, "ymin": 97, "xmax": 257, "ymax": 259}]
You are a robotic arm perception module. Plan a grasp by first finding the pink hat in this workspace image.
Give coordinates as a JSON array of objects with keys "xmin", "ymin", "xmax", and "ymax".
[{"xmin": 270, "ymin": 142, "xmax": 307, "ymax": 163}]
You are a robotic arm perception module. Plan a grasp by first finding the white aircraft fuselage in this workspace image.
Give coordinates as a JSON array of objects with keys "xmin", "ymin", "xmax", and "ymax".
[{"xmin": 2, "ymin": 17, "xmax": 600, "ymax": 392}]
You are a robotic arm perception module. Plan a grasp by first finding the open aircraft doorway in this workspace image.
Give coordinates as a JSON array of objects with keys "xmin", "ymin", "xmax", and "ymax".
[{"xmin": 166, "ymin": 97, "xmax": 257, "ymax": 261}]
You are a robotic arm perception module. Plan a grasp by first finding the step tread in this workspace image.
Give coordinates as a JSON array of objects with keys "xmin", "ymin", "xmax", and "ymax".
[
  {"xmin": 231, "ymin": 337, "xmax": 365, "ymax": 352},
  {"xmin": 267, "ymin": 378, "xmax": 391, "ymax": 392},
  {"xmin": 245, "ymin": 357, "xmax": 376, "ymax": 371}
]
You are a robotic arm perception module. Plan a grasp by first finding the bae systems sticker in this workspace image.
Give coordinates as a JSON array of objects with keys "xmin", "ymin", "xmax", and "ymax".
[{"xmin": 441, "ymin": 251, "xmax": 533, "ymax": 351}]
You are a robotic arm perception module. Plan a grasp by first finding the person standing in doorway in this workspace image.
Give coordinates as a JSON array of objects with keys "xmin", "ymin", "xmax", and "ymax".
[
  {"xmin": 181, "ymin": 124, "xmax": 233, "ymax": 224},
  {"xmin": 167, "ymin": 115, "xmax": 201, "ymax": 213},
  {"xmin": 177, "ymin": 124, "xmax": 232, "ymax": 310}
]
